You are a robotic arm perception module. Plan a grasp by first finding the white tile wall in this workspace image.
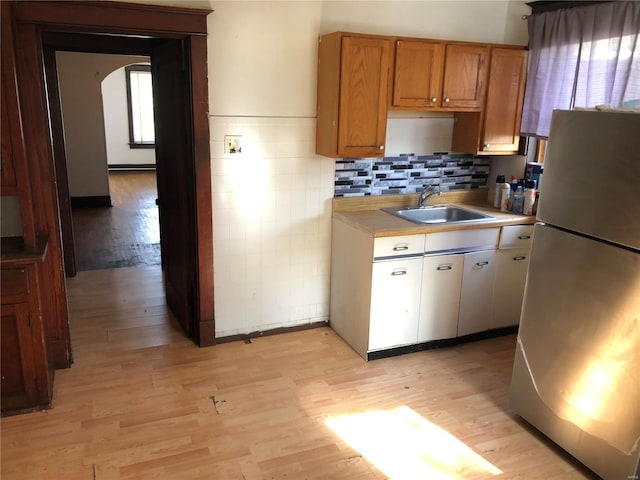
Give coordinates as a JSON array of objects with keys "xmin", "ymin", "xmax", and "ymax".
[
  {"xmin": 385, "ymin": 117, "xmax": 455, "ymax": 155},
  {"xmin": 210, "ymin": 116, "xmax": 335, "ymax": 337}
]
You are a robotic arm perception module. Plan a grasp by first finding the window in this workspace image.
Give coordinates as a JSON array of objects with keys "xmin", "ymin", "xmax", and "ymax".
[
  {"xmin": 521, "ymin": 1, "xmax": 640, "ymax": 138},
  {"xmin": 125, "ymin": 65, "xmax": 155, "ymax": 148}
]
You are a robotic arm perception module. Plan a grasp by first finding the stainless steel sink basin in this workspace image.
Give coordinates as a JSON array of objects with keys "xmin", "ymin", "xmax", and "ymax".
[{"xmin": 383, "ymin": 205, "xmax": 495, "ymax": 224}]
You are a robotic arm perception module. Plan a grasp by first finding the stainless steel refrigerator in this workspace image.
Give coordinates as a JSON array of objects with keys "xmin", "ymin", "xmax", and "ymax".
[{"xmin": 509, "ymin": 109, "xmax": 640, "ymax": 480}]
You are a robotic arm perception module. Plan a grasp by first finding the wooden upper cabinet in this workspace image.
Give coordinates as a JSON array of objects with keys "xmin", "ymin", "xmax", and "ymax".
[
  {"xmin": 316, "ymin": 32, "xmax": 391, "ymax": 158},
  {"xmin": 390, "ymin": 40, "xmax": 488, "ymax": 111},
  {"xmin": 452, "ymin": 46, "xmax": 528, "ymax": 155},
  {"xmin": 480, "ymin": 47, "xmax": 528, "ymax": 153},
  {"xmin": 391, "ymin": 40, "xmax": 444, "ymax": 108},
  {"xmin": 441, "ymin": 44, "xmax": 489, "ymax": 110}
]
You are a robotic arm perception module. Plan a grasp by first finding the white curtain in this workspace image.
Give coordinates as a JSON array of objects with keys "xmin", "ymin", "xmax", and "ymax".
[{"xmin": 521, "ymin": 1, "xmax": 640, "ymax": 138}]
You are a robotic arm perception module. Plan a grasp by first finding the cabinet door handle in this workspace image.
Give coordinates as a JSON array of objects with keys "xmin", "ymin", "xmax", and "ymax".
[
  {"xmin": 393, "ymin": 245, "xmax": 409, "ymax": 251},
  {"xmin": 431, "ymin": 97, "xmax": 437, "ymax": 102},
  {"xmin": 437, "ymin": 265, "xmax": 452, "ymax": 271},
  {"xmin": 475, "ymin": 261, "xmax": 489, "ymax": 267},
  {"xmin": 484, "ymin": 143, "xmax": 491, "ymax": 149},
  {"xmin": 379, "ymin": 145, "xmax": 385, "ymax": 150},
  {"xmin": 513, "ymin": 255, "xmax": 527, "ymax": 261},
  {"xmin": 444, "ymin": 97, "xmax": 450, "ymax": 103},
  {"xmin": 518, "ymin": 235, "xmax": 531, "ymax": 240},
  {"xmin": 391, "ymin": 269, "xmax": 407, "ymax": 276}
]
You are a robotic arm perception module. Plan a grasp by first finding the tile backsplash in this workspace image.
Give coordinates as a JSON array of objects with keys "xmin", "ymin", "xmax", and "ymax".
[{"xmin": 334, "ymin": 153, "xmax": 491, "ymax": 197}]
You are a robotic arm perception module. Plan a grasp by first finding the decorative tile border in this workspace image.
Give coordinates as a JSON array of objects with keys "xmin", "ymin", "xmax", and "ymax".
[{"xmin": 334, "ymin": 154, "xmax": 491, "ymax": 197}]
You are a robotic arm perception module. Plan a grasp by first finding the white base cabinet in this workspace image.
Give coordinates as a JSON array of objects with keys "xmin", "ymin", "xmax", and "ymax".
[
  {"xmin": 369, "ymin": 258, "xmax": 422, "ymax": 350},
  {"xmin": 330, "ymin": 217, "xmax": 532, "ymax": 360},
  {"xmin": 490, "ymin": 224, "xmax": 534, "ymax": 329},
  {"xmin": 418, "ymin": 254, "xmax": 463, "ymax": 342},
  {"xmin": 491, "ymin": 248, "xmax": 530, "ymax": 329},
  {"xmin": 457, "ymin": 250, "xmax": 497, "ymax": 336}
]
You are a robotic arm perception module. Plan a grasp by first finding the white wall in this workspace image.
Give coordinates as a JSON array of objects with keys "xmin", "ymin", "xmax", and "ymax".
[
  {"xmin": 56, "ymin": 52, "xmax": 150, "ymax": 197},
  {"xmin": 102, "ymin": 65, "xmax": 156, "ymax": 166},
  {"xmin": 207, "ymin": 1, "xmax": 530, "ymax": 337}
]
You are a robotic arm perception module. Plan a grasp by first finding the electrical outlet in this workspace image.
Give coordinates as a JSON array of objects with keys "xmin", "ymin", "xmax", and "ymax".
[{"xmin": 224, "ymin": 135, "xmax": 242, "ymax": 154}]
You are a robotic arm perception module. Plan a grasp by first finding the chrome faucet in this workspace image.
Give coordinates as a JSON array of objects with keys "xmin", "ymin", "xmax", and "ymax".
[{"xmin": 417, "ymin": 185, "xmax": 441, "ymax": 207}]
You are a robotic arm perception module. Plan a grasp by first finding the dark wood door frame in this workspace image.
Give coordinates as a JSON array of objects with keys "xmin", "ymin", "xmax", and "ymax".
[{"xmin": 12, "ymin": 1, "xmax": 215, "ymax": 347}]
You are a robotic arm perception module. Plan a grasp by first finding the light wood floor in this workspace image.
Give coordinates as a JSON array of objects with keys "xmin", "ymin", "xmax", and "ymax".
[
  {"xmin": 72, "ymin": 171, "xmax": 160, "ymax": 271},
  {"xmin": 1, "ymin": 267, "xmax": 597, "ymax": 479}
]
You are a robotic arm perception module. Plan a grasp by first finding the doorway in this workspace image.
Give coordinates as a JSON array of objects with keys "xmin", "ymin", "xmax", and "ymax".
[
  {"xmin": 53, "ymin": 51, "xmax": 161, "ymax": 272},
  {"xmin": 12, "ymin": 1, "xmax": 214, "ymax": 356}
]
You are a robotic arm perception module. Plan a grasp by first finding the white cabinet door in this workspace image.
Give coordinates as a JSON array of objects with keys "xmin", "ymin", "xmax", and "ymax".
[
  {"xmin": 419, "ymin": 254, "xmax": 464, "ymax": 342},
  {"xmin": 491, "ymin": 248, "xmax": 530, "ymax": 329},
  {"xmin": 369, "ymin": 257, "xmax": 422, "ymax": 350},
  {"xmin": 458, "ymin": 250, "xmax": 496, "ymax": 336}
]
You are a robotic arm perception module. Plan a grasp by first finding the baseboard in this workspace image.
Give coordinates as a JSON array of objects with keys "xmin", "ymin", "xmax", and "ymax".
[
  {"xmin": 108, "ymin": 164, "xmax": 156, "ymax": 171},
  {"xmin": 70, "ymin": 196, "xmax": 112, "ymax": 208},
  {"xmin": 366, "ymin": 325, "xmax": 519, "ymax": 361},
  {"xmin": 215, "ymin": 320, "xmax": 329, "ymax": 344}
]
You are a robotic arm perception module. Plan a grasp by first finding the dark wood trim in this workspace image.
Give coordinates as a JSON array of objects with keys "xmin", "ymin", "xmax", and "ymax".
[
  {"xmin": 526, "ymin": 1, "xmax": 610, "ymax": 15},
  {"xmin": 0, "ymin": 235, "xmax": 49, "ymax": 268},
  {"xmin": 128, "ymin": 144, "xmax": 156, "ymax": 150},
  {"xmin": 69, "ymin": 196, "xmax": 112, "ymax": 209},
  {"xmin": 42, "ymin": 45, "xmax": 76, "ymax": 278},
  {"xmin": 215, "ymin": 321, "xmax": 330, "ymax": 345},
  {"xmin": 190, "ymin": 34, "xmax": 215, "ymax": 347},
  {"xmin": 1, "ymin": 2, "xmax": 36, "ymax": 245},
  {"xmin": 14, "ymin": 1, "xmax": 210, "ymax": 36},
  {"xmin": 124, "ymin": 64, "xmax": 155, "ymax": 148},
  {"xmin": 13, "ymin": 21, "xmax": 73, "ymax": 369},
  {"xmin": 13, "ymin": 1, "xmax": 215, "ymax": 350},
  {"xmin": 41, "ymin": 31, "xmax": 154, "ymax": 56}
]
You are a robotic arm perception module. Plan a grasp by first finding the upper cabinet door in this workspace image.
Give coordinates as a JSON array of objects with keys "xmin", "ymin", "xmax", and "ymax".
[
  {"xmin": 337, "ymin": 36, "xmax": 391, "ymax": 157},
  {"xmin": 391, "ymin": 40, "xmax": 444, "ymax": 109},
  {"xmin": 441, "ymin": 44, "xmax": 489, "ymax": 110},
  {"xmin": 480, "ymin": 48, "xmax": 528, "ymax": 153}
]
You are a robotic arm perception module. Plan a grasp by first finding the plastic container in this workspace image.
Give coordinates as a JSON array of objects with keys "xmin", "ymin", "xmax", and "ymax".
[
  {"xmin": 508, "ymin": 177, "xmax": 518, "ymax": 211},
  {"xmin": 493, "ymin": 175, "xmax": 506, "ymax": 208},
  {"xmin": 511, "ymin": 186, "xmax": 525, "ymax": 215},
  {"xmin": 523, "ymin": 179, "xmax": 536, "ymax": 216},
  {"xmin": 499, "ymin": 182, "xmax": 511, "ymax": 212}
]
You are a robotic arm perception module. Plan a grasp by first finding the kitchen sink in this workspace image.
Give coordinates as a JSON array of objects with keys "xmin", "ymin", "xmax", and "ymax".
[{"xmin": 383, "ymin": 205, "xmax": 495, "ymax": 224}]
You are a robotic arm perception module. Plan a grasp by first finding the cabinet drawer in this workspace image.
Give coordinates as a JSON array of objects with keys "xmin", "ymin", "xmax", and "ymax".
[
  {"xmin": 424, "ymin": 228, "xmax": 500, "ymax": 254},
  {"xmin": 1, "ymin": 268, "xmax": 29, "ymax": 300},
  {"xmin": 373, "ymin": 234, "xmax": 425, "ymax": 259},
  {"xmin": 499, "ymin": 225, "xmax": 534, "ymax": 249}
]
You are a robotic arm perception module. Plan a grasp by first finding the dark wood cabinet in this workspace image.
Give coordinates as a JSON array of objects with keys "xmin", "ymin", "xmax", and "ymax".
[
  {"xmin": 2, "ymin": 1, "xmax": 58, "ymax": 416},
  {"xmin": 452, "ymin": 46, "xmax": 528, "ymax": 155},
  {"xmin": 1, "ymin": 81, "xmax": 18, "ymax": 193},
  {"xmin": 1, "ymin": 237, "xmax": 53, "ymax": 415},
  {"xmin": 316, "ymin": 32, "xmax": 391, "ymax": 158}
]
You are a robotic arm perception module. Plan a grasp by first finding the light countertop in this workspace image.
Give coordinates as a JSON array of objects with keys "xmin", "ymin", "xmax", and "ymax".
[{"xmin": 333, "ymin": 190, "xmax": 536, "ymax": 237}]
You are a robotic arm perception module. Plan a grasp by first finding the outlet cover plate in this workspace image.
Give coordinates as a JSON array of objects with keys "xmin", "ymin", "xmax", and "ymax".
[{"xmin": 224, "ymin": 135, "xmax": 242, "ymax": 154}]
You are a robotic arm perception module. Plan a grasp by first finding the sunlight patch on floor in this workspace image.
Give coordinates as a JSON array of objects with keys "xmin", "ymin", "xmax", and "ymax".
[{"xmin": 325, "ymin": 406, "xmax": 502, "ymax": 480}]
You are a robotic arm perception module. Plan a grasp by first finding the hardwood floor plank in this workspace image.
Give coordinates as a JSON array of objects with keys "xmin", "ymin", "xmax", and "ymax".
[
  {"xmin": 0, "ymin": 265, "xmax": 599, "ymax": 479},
  {"xmin": 72, "ymin": 171, "xmax": 160, "ymax": 271}
]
